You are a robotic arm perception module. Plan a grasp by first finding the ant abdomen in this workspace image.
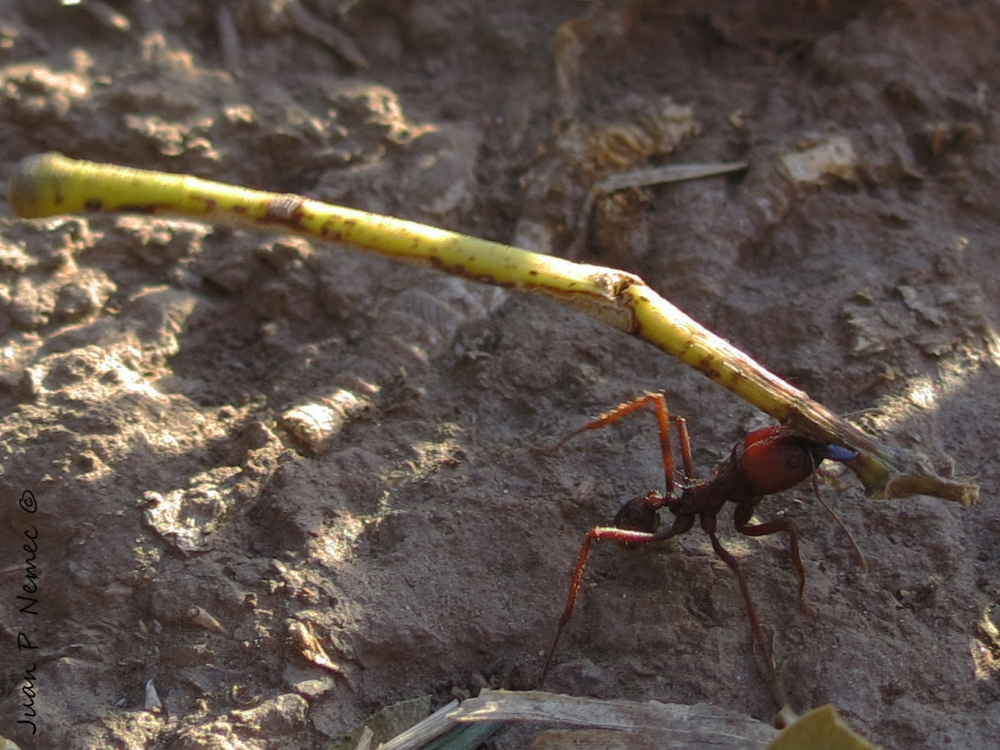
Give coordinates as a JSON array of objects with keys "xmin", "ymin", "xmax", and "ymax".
[{"xmin": 612, "ymin": 491, "xmax": 661, "ymax": 536}]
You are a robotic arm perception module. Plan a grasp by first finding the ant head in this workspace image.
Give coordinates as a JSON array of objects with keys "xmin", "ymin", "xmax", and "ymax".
[
  {"xmin": 739, "ymin": 426, "xmax": 817, "ymax": 496},
  {"xmin": 739, "ymin": 426, "xmax": 858, "ymax": 496}
]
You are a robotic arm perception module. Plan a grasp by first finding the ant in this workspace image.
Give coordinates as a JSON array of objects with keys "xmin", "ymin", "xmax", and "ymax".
[{"xmin": 535, "ymin": 392, "xmax": 866, "ymax": 707}]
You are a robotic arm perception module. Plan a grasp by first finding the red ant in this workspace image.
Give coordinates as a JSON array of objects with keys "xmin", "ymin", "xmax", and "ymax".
[{"xmin": 536, "ymin": 392, "xmax": 866, "ymax": 706}]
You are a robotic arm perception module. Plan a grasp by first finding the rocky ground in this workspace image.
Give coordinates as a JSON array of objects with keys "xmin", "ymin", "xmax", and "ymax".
[{"xmin": 0, "ymin": 1, "xmax": 998, "ymax": 748}]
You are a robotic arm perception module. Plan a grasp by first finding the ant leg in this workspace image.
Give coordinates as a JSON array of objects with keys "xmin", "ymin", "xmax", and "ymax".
[
  {"xmin": 535, "ymin": 392, "xmax": 688, "ymax": 494},
  {"xmin": 701, "ymin": 515, "xmax": 790, "ymax": 710},
  {"xmin": 539, "ymin": 511, "xmax": 695, "ymax": 687},
  {"xmin": 734, "ymin": 503, "xmax": 815, "ymax": 617},
  {"xmin": 673, "ymin": 412, "xmax": 695, "ymax": 481}
]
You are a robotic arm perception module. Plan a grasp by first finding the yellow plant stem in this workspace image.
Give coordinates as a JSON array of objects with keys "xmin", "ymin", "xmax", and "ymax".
[{"xmin": 7, "ymin": 153, "xmax": 977, "ymax": 505}]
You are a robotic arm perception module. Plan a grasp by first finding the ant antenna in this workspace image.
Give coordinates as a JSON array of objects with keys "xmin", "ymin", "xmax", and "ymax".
[{"xmin": 810, "ymin": 469, "xmax": 868, "ymax": 573}]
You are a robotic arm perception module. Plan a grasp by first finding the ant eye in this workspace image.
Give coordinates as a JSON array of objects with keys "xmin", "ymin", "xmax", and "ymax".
[{"xmin": 785, "ymin": 453, "xmax": 804, "ymax": 471}]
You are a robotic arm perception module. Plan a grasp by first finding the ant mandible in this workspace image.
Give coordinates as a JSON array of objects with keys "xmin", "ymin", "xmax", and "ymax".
[{"xmin": 536, "ymin": 392, "xmax": 866, "ymax": 704}]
